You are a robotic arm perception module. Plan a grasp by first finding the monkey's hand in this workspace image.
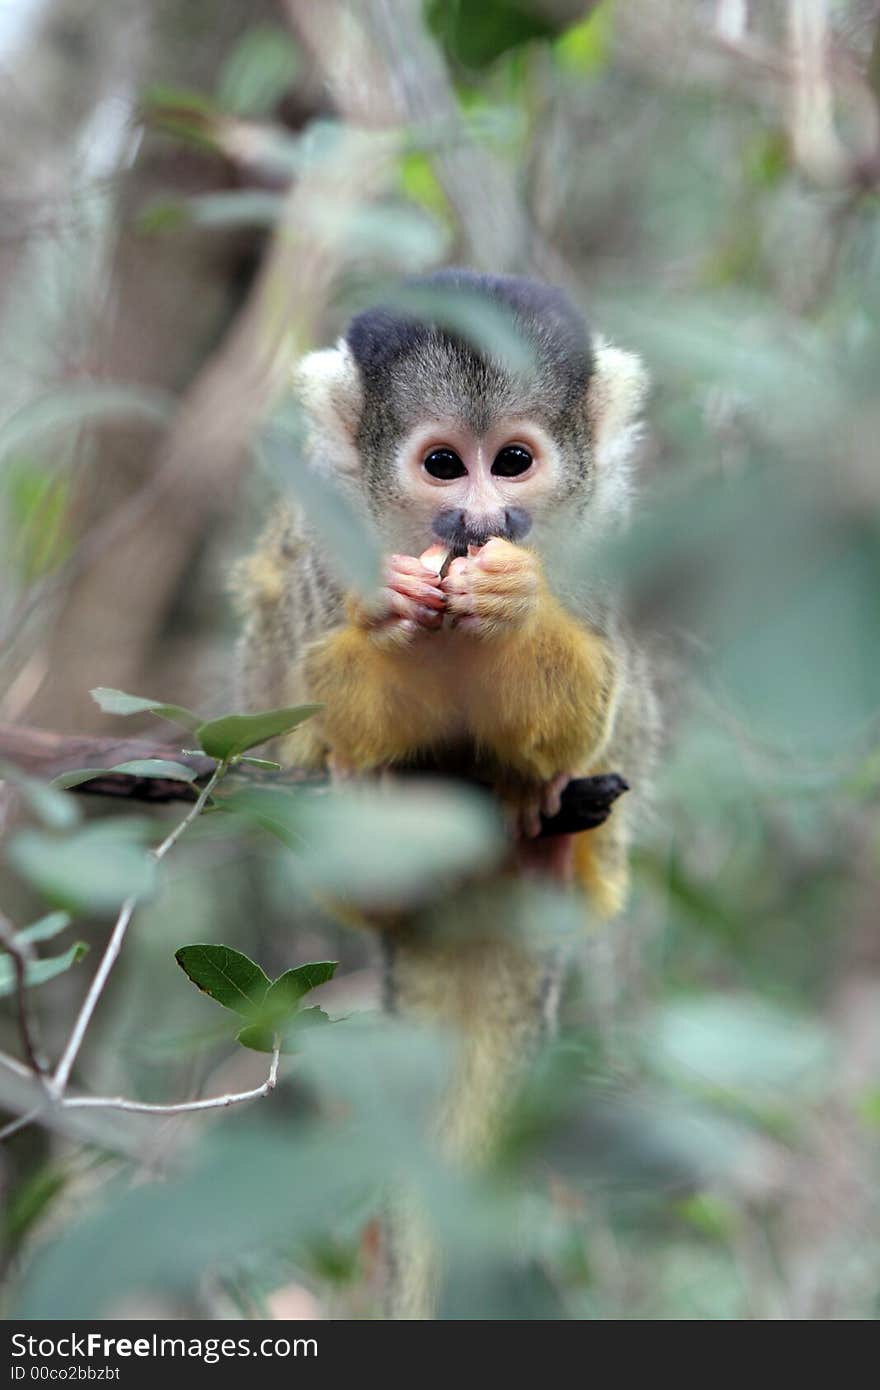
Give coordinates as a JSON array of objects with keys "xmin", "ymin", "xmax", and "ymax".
[
  {"xmin": 347, "ymin": 554, "xmax": 445, "ymax": 649},
  {"xmin": 441, "ymin": 538, "xmax": 539, "ymax": 637}
]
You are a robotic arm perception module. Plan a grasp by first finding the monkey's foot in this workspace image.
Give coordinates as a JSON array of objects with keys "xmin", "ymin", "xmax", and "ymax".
[{"xmin": 502, "ymin": 773, "xmax": 572, "ymax": 840}]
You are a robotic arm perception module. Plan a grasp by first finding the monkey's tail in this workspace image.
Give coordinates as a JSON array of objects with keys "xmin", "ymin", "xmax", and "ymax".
[{"xmin": 380, "ymin": 929, "xmax": 563, "ymax": 1319}]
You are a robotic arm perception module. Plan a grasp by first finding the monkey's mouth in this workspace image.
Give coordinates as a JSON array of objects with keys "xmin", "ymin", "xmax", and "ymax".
[{"xmin": 431, "ymin": 506, "xmax": 532, "ymax": 557}]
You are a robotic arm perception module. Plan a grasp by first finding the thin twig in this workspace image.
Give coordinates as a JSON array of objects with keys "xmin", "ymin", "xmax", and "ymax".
[
  {"xmin": 63, "ymin": 1045, "xmax": 281, "ymax": 1115},
  {"xmin": 50, "ymin": 763, "xmax": 223, "ymax": 1099},
  {"xmin": 0, "ymin": 1048, "xmax": 33, "ymax": 1078},
  {"xmin": 0, "ymin": 912, "xmax": 50, "ymax": 1078},
  {"xmin": 0, "ymin": 1106, "xmax": 43, "ymax": 1142}
]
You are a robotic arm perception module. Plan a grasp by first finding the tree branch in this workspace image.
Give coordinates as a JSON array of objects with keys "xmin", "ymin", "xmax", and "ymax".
[
  {"xmin": 0, "ymin": 914, "xmax": 50, "ymax": 1080},
  {"xmin": 50, "ymin": 762, "xmax": 223, "ymax": 1100}
]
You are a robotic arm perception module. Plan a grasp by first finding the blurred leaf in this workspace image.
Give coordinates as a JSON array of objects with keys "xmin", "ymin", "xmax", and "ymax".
[
  {"xmin": 0, "ymin": 763, "xmax": 80, "ymax": 831},
  {"xmin": 216, "ymin": 24, "xmax": 300, "ymax": 117},
  {"xmin": 52, "ymin": 760, "xmax": 198, "ymax": 790},
  {"xmin": 196, "ymin": 705, "xmax": 321, "ymax": 760},
  {"xmin": 288, "ymin": 781, "xmax": 504, "ymax": 908},
  {"xmin": 262, "ymin": 417, "xmax": 381, "ymax": 594},
  {"xmin": 0, "ymin": 386, "xmax": 174, "ymax": 462},
  {"xmin": 0, "ymin": 941, "xmax": 87, "ymax": 998},
  {"xmin": 13, "ymin": 1020, "xmax": 457, "ymax": 1317},
  {"xmin": 378, "ymin": 280, "xmax": 536, "ymax": 376},
  {"xmin": 645, "ymin": 994, "xmax": 831, "ymax": 1100},
  {"xmin": 237, "ymin": 757, "xmax": 281, "ymax": 771},
  {"xmin": 90, "ymin": 688, "xmax": 201, "ymax": 733},
  {"xmin": 7, "ymin": 822, "xmax": 158, "ymax": 914},
  {"xmin": 336, "ymin": 202, "xmax": 449, "ymax": 272},
  {"xmin": 428, "ymin": 0, "xmax": 557, "ymax": 68},
  {"xmin": 216, "ymin": 785, "xmax": 305, "ymax": 849},
  {"xmin": 675, "ymin": 1192, "xmax": 737, "ymax": 1241},
  {"xmin": 5, "ymin": 459, "xmax": 72, "ymax": 581},
  {"xmin": 174, "ymin": 944, "xmax": 270, "ymax": 1017},
  {"xmin": 15, "ymin": 912, "xmax": 72, "ymax": 945},
  {"xmin": 556, "ymin": 2, "xmax": 614, "ymax": 74},
  {"xmin": 4, "ymin": 1166, "xmax": 68, "ymax": 1249},
  {"xmin": 185, "ymin": 190, "xmax": 284, "ymax": 229},
  {"xmin": 399, "ymin": 151, "xmax": 450, "ymax": 219}
]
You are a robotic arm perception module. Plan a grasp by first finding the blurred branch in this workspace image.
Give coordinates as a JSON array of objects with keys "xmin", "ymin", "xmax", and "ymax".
[
  {"xmin": 1, "ymin": 757, "xmax": 282, "ymax": 1143},
  {"xmin": 0, "ymin": 723, "xmax": 214, "ymax": 787},
  {"xmin": 283, "ymin": 0, "xmax": 566, "ymax": 279},
  {"xmin": 0, "ymin": 721, "xmax": 628, "ymax": 834},
  {"xmin": 21, "ymin": 126, "xmax": 394, "ymax": 729},
  {"xmin": 710, "ymin": 0, "xmax": 880, "ymax": 186},
  {"xmin": 51, "ymin": 763, "xmax": 224, "ymax": 1099},
  {"xmin": 787, "ymin": 0, "xmax": 851, "ymax": 184}
]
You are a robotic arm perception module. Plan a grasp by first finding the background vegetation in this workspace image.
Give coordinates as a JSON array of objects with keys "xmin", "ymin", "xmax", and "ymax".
[{"xmin": 1, "ymin": 0, "xmax": 879, "ymax": 1320}]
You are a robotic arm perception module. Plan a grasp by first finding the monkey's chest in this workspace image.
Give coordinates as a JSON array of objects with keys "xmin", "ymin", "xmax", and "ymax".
[{"xmin": 381, "ymin": 629, "xmax": 518, "ymax": 774}]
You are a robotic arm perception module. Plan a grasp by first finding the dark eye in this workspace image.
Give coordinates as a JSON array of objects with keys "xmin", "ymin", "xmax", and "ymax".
[
  {"xmin": 492, "ymin": 445, "xmax": 533, "ymax": 478},
  {"xmin": 424, "ymin": 448, "xmax": 466, "ymax": 480}
]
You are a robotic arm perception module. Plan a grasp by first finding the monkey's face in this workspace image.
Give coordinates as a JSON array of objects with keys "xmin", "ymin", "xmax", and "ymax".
[{"xmin": 376, "ymin": 412, "xmax": 585, "ymax": 557}]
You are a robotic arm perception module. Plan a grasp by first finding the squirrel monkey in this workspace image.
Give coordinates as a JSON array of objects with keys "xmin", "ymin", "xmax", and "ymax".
[{"xmin": 234, "ymin": 270, "xmax": 659, "ymax": 1315}]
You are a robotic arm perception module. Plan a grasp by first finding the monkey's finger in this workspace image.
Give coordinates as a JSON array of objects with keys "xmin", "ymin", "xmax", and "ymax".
[
  {"xmin": 418, "ymin": 544, "xmax": 448, "ymax": 574},
  {"xmin": 390, "ymin": 553, "xmax": 444, "ymax": 581},
  {"xmin": 474, "ymin": 537, "xmax": 518, "ymax": 566},
  {"xmin": 541, "ymin": 772, "xmax": 571, "ymax": 820},
  {"xmin": 387, "ymin": 574, "xmax": 446, "ymax": 608}
]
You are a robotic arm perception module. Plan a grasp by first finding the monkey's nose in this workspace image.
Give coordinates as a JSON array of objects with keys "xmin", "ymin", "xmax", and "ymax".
[
  {"xmin": 431, "ymin": 509, "xmax": 466, "ymax": 545},
  {"xmin": 504, "ymin": 507, "xmax": 532, "ymax": 542}
]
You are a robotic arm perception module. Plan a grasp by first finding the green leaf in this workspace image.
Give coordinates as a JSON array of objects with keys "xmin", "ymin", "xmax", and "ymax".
[
  {"xmin": 0, "ymin": 762, "xmax": 81, "ymax": 831},
  {"xmin": 90, "ymin": 688, "xmax": 201, "ymax": 733},
  {"xmin": 0, "ymin": 942, "xmax": 88, "ymax": 998},
  {"xmin": 271, "ymin": 961, "xmax": 337, "ymax": 1002},
  {"xmin": 247, "ymin": 963, "xmax": 337, "ymax": 1033},
  {"xmin": 237, "ymin": 1005, "xmax": 330, "ymax": 1054},
  {"xmin": 15, "ymin": 912, "xmax": 72, "ymax": 945},
  {"xmin": 52, "ymin": 769, "xmax": 118, "ymax": 790},
  {"xmin": 237, "ymin": 757, "xmax": 282, "ymax": 771},
  {"xmin": 234, "ymin": 1023, "xmax": 276, "ymax": 1053},
  {"xmin": 7, "ymin": 822, "xmax": 158, "ymax": 914},
  {"xmin": 174, "ymin": 944, "xmax": 270, "ymax": 1017},
  {"xmin": 109, "ymin": 759, "xmax": 198, "ymax": 781},
  {"xmin": 52, "ymin": 760, "xmax": 197, "ymax": 790},
  {"xmin": 196, "ymin": 705, "xmax": 321, "ymax": 760}
]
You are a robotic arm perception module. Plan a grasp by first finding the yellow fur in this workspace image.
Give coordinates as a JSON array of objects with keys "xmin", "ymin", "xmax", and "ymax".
[{"xmin": 297, "ymin": 547, "xmax": 626, "ymax": 920}]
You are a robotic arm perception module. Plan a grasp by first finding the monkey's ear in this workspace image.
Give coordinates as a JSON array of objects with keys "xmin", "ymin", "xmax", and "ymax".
[
  {"xmin": 294, "ymin": 340, "xmax": 363, "ymax": 476},
  {"xmin": 587, "ymin": 340, "xmax": 649, "ymax": 513}
]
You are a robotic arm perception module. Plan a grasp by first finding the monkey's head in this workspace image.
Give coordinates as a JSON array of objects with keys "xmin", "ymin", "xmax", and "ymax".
[{"xmin": 295, "ymin": 269, "xmax": 648, "ymax": 558}]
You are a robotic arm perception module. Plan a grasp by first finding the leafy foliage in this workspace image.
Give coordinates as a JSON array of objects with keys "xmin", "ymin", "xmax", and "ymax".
[{"xmin": 175, "ymin": 944, "xmax": 336, "ymax": 1053}]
